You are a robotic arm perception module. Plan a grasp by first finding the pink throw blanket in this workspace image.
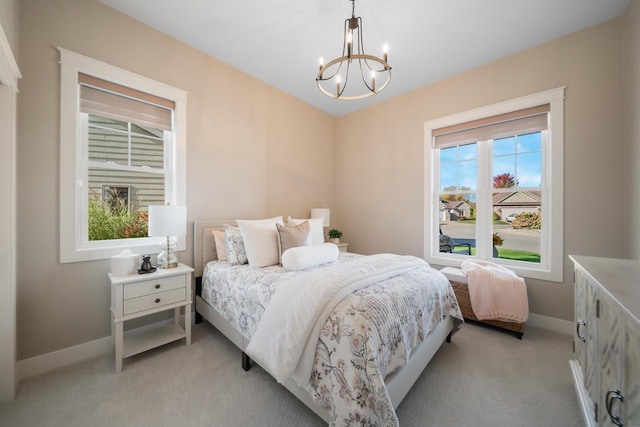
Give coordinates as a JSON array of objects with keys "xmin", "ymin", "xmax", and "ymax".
[{"xmin": 460, "ymin": 260, "xmax": 529, "ymax": 323}]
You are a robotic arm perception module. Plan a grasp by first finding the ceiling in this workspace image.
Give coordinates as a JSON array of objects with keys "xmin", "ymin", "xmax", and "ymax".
[{"xmin": 98, "ymin": 0, "xmax": 629, "ymax": 117}]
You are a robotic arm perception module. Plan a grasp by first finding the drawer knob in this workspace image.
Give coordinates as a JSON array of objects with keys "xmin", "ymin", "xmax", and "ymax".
[
  {"xmin": 155, "ymin": 298, "xmax": 161, "ymax": 304},
  {"xmin": 155, "ymin": 284, "xmax": 161, "ymax": 289}
]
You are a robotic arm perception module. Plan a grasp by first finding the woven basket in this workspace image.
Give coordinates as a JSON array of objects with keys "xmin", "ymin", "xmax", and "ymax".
[{"xmin": 450, "ymin": 280, "xmax": 525, "ymax": 339}]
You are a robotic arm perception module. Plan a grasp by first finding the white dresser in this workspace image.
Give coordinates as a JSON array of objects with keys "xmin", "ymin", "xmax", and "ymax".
[
  {"xmin": 109, "ymin": 263, "xmax": 194, "ymax": 372},
  {"xmin": 570, "ymin": 255, "xmax": 640, "ymax": 427}
]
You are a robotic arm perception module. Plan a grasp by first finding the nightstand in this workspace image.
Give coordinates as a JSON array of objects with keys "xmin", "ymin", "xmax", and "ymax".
[
  {"xmin": 109, "ymin": 263, "xmax": 194, "ymax": 372},
  {"xmin": 336, "ymin": 242, "xmax": 349, "ymax": 252}
]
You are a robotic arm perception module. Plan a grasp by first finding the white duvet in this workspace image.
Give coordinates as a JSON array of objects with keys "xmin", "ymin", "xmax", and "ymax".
[{"xmin": 245, "ymin": 253, "xmax": 428, "ymax": 387}]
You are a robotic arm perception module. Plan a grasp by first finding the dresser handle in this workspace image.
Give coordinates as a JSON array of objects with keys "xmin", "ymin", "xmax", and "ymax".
[
  {"xmin": 576, "ymin": 320, "xmax": 587, "ymax": 342},
  {"xmin": 155, "ymin": 284, "xmax": 161, "ymax": 289},
  {"xmin": 606, "ymin": 389, "xmax": 624, "ymax": 426},
  {"xmin": 155, "ymin": 298, "xmax": 161, "ymax": 304}
]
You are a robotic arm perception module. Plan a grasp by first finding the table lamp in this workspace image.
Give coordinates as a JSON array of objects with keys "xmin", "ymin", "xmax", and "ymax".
[
  {"xmin": 310, "ymin": 208, "xmax": 330, "ymax": 241},
  {"xmin": 148, "ymin": 204, "xmax": 187, "ymax": 269}
]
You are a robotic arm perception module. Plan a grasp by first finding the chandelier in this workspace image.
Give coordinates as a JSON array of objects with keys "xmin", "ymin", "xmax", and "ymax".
[{"xmin": 316, "ymin": 0, "xmax": 392, "ymax": 100}]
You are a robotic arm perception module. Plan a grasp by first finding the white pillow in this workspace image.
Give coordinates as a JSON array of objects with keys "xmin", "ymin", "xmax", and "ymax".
[
  {"xmin": 281, "ymin": 243, "xmax": 339, "ymax": 271},
  {"xmin": 236, "ymin": 216, "xmax": 284, "ymax": 267},
  {"xmin": 288, "ymin": 216, "xmax": 325, "ymax": 245},
  {"xmin": 211, "ymin": 229, "xmax": 227, "ymax": 261}
]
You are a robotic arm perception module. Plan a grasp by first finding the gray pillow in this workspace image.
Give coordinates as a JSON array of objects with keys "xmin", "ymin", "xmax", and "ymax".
[{"xmin": 276, "ymin": 221, "xmax": 312, "ymax": 264}]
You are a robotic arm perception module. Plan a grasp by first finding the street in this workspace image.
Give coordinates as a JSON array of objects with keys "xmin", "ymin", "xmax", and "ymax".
[{"xmin": 440, "ymin": 223, "xmax": 540, "ymax": 253}]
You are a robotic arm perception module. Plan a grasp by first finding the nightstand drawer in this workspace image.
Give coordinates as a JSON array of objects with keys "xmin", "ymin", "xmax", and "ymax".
[
  {"xmin": 123, "ymin": 288, "xmax": 186, "ymax": 315},
  {"xmin": 124, "ymin": 275, "xmax": 186, "ymax": 299}
]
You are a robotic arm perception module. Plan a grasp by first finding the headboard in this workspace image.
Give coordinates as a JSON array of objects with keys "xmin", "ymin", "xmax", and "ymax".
[{"xmin": 193, "ymin": 219, "xmax": 237, "ymax": 277}]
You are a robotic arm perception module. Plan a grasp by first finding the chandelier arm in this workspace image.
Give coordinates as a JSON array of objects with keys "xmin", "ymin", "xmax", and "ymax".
[
  {"xmin": 337, "ymin": 59, "xmax": 352, "ymax": 98},
  {"xmin": 317, "ymin": 57, "xmax": 346, "ymax": 82},
  {"xmin": 356, "ymin": 17, "xmax": 365, "ymax": 55},
  {"xmin": 358, "ymin": 57, "xmax": 375, "ymax": 93},
  {"xmin": 341, "ymin": 18, "xmax": 349, "ymax": 59}
]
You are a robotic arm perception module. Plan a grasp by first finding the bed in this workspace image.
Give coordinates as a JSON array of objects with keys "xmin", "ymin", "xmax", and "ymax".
[{"xmin": 193, "ymin": 220, "xmax": 463, "ymax": 426}]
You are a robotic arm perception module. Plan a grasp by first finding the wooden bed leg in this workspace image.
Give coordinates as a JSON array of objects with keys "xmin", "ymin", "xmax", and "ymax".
[
  {"xmin": 446, "ymin": 330, "xmax": 453, "ymax": 343},
  {"xmin": 516, "ymin": 332, "xmax": 523, "ymax": 340},
  {"xmin": 242, "ymin": 352, "xmax": 251, "ymax": 371}
]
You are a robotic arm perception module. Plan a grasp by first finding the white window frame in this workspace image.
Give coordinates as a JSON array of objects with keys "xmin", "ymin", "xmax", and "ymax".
[
  {"xmin": 424, "ymin": 87, "xmax": 565, "ymax": 282},
  {"xmin": 59, "ymin": 48, "xmax": 188, "ymax": 263}
]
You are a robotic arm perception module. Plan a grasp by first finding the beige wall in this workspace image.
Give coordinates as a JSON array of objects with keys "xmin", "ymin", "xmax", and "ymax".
[
  {"xmin": 625, "ymin": 1, "xmax": 640, "ymax": 258},
  {"xmin": 336, "ymin": 17, "xmax": 628, "ymax": 321},
  {"xmin": 17, "ymin": 0, "xmax": 335, "ymax": 359}
]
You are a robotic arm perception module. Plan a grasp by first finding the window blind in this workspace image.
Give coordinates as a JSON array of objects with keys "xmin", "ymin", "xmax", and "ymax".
[
  {"xmin": 79, "ymin": 73, "xmax": 174, "ymax": 132},
  {"xmin": 433, "ymin": 104, "xmax": 550, "ymax": 148}
]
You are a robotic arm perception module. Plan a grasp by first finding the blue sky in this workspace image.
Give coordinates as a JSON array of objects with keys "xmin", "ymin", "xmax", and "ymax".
[{"xmin": 440, "ymin": 132, "xmax": 542, "ymax": 191}]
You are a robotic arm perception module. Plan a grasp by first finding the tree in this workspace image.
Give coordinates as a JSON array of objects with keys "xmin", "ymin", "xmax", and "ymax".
[{"xmin": 493, "ymin": 173, "xmax": 518, "ymax": 188}]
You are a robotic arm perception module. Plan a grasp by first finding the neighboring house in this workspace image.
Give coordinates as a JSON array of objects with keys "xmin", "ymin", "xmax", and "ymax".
[
  {"xmin": 440, "ymin": 199, "xmax": 473, "ymax": 221},
  {"xmin": 493, "ymin": 191, "xmax": 541, "ymax": 220}
]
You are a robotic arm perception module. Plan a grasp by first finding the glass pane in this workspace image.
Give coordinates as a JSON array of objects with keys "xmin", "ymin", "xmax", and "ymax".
[
  {"xmin": 91, "ymin": 116, "xmax": 128, "ymax": 132},
  {"xmin": 493, "ymin": 136, "xmax": 515, "ymax": 156},
  {"xmin": 517, "ymin": 132, "xmax": 541, "ymax": 152},
  {"xmin": 87, "ymin": 167, "xmax": 165, "ymax": 241},
  {"xmin": 517, "ymin": 152, "xmax": 542, "ymax": 187},
  {"xmin": 440, "ymin": 146, "xmax": 457, "ymax": 163},
  {"xmin": 493, "ymin": 156, "xmax": 517, "ymax": 187},
  {"xmin": 492, "ymin": 196, "xmax": 541, "ymax": 264},
  {"xmin": 439, "ymin": 193, "xmax": 476, "ymax": 257},
  {"xmin": 440, "ymin": 163, "xmax": 457, "ymax": 191},
  {"xmin": 439, "ymin": 143, "xmax": 477, "ymax": 192},
  {"xmin": 131, "ymin": 134, "xmax": 164, "ymax": 168},
  {"xmin": 458, "ymin": 160, "xmax": 477, "ymax": 190},
  {"xmin": 88, "ymin": 116, "xmax": 128, "ymax": 166},
  {"xmin": 458, "ymin": 143, "xmax": 477, "ymax": 161}
]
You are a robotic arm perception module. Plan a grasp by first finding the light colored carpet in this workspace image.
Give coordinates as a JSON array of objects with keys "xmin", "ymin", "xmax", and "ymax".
[{"xmin": 0, "ymin": 322, "xmax": 582, "ymax": 427}]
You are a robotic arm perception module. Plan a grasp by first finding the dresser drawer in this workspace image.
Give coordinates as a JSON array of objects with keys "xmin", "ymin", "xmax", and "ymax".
[
  {"xmin": 123, "ymin": 288, "xmax": 186, "ymax": 315},
  {"xmin": 124, "ymin": 275, "xmax": 186, "ymax": 299}
]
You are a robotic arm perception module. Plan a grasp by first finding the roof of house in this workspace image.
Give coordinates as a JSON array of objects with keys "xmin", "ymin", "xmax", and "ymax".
[{"xmin": 493, "ymin": 190, "xmax": 542, "ymax": 206}]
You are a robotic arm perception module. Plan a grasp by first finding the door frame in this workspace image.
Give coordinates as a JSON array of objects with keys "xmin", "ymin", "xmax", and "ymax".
[{"xmin": 0, "ymin": 21, "xmax": 21, "ymax": 401}]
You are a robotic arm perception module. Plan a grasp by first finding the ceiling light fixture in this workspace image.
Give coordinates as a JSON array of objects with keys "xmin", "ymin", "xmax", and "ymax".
[{"xmin": 316, "ymin": 0, "xmax": 392, "ymax": 100}]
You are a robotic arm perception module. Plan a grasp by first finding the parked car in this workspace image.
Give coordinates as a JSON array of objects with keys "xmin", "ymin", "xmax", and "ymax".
[{"xmin": 506, "ymin": 213, "xmax": 517, "ymax": 223}]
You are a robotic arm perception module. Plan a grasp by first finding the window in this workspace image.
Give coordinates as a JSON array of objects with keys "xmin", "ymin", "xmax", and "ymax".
[
  {"xmin": 59, "ymin": 49, "xmax": 188, "ymax": 263},
  {"xmin": 424, "ymin": 88, "xmax": 565, "ymax": 281}
]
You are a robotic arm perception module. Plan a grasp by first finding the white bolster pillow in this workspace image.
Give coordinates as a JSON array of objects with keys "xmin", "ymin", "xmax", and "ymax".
[{"xmin": 281, "ymin": 243, "xmax": 340, "ymax": 271}]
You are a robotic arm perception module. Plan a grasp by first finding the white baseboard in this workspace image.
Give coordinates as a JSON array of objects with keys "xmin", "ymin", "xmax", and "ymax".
[
  {"xmin": 17, "ymin": 317, "xmax": 184, "ymax": 381},
  {"xmin": 526, "ymin": 312, "xmax": 573, "ymax": 336}
]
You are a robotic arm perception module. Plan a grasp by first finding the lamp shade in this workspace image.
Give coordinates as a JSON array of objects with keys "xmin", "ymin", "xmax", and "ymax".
[
  {"xmin": 310, "ymin": 208, "xmax": 330, "ymax": 227},
  {"xmin": 148, "ymin": 205, "xmax": 187, "ymax": 237}
]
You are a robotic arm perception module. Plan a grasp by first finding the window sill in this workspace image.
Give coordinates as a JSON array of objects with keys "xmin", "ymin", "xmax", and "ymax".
[
  {"xmin": 60, "ymin": 236, "xmax": 186, "ymax": 264},
  {"xmin": 427, "ymin": 254, "xmax": 562, "ymax": 283}
]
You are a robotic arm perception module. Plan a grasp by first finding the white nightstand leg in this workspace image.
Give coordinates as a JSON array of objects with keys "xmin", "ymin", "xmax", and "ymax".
[
  {"xmin": 115, "ymin": 320, "xmax": 123, "ymax": 373},
  {"xmin": 185, "ymin": 304, "xmax": 191, "ymax": 346},
  {"xmin": 173, "ymin": 306, "xmax": 180, "ymax": 324}
]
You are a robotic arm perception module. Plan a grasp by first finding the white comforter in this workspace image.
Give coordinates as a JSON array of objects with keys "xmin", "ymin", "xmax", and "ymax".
[{"xmin": 246, "ymin": 254, "xmax": 428, "ymax": 386}]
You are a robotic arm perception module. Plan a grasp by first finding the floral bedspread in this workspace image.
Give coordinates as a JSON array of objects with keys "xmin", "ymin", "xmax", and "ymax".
[{"xmin": 201, "ymin": 254, "xmax": 463, "ymax": 426}]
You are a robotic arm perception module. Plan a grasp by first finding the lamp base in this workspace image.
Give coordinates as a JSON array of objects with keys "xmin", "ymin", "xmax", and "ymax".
[{"xmin": 157, "ymin": 237, "xmax": 179, "ymax": 269}]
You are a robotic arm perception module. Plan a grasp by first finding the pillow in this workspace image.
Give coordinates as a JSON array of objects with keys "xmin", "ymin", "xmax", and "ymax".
[
  {"xmin": 276, "ymin": 221, "xmax": 311, "ymax": 264},
  {"xmin": 288, "ymin": 216, "xmax": 325, "ymax": 245},
  {"xmin": 224, "ymin": 224, "xmax": 248, "ymax": 265},
  {"xmin": 236, "ymin": 216, "xmax": 284, "ymax": 267},
  {"xmin": 211, "ymin": 229, "xmax": 227, "ymax": 261},
  {"xmin": 281, "ymin": 243, "xmax": 339, "ymax": 271}
]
